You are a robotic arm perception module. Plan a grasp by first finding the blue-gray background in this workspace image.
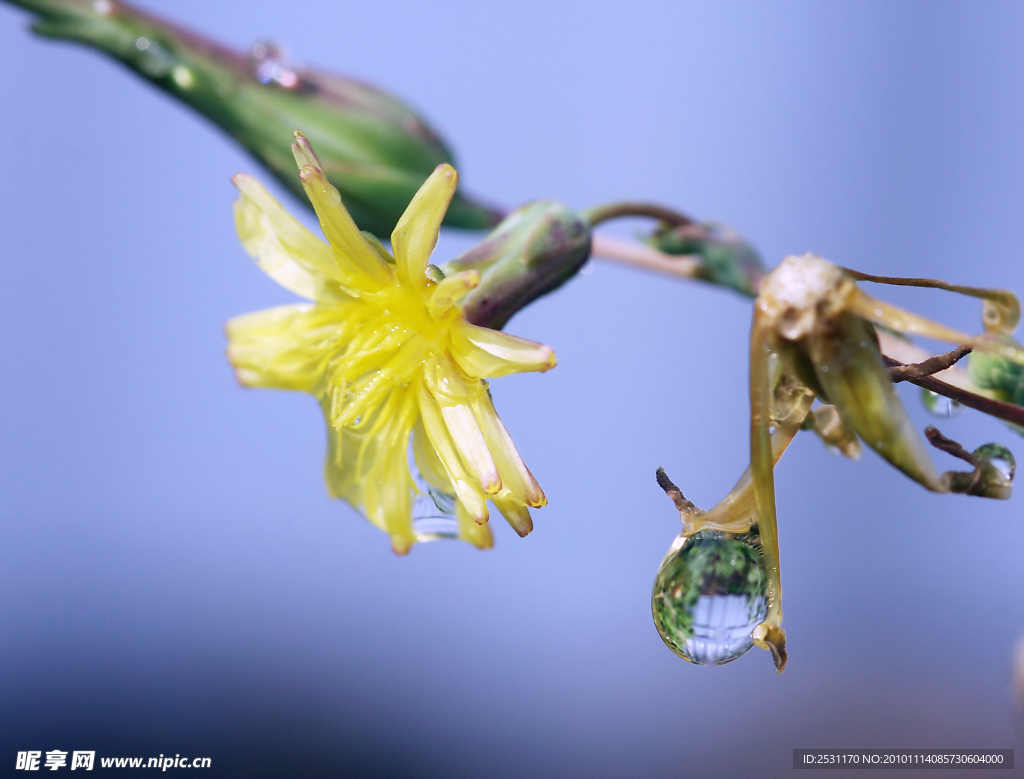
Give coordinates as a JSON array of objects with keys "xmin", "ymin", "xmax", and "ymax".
[{"xmin": 2, "ymin": 2, "xmax": 1022, "ymax": 777}]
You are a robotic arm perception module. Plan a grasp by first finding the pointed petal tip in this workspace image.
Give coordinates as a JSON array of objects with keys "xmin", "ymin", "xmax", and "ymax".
[
  {"xmin": 540, "ymin": 346, "xmax": 557, "ymax": 371},
  {"xmin": 464, "ymin": 530, "xmax": 495, "ymax": 549},
  {"xmin": 495, "ymin": 499, "xmax": 534, "ymax": 537},
  {"xmin": 232, "ymin": 367, "xmax": 260, "ymax": 387},
  {"xmin": 481, "ymin": 475, "xmax": 503, "ymax": 495},
  {"xmin": 391, "ymin": 536, "xmax": 414, "ymax": 555},
  {"xmin": 435, "ymin": 163, "xmax": 458, "ymax": 182},
  {"xmin": 511, "ymin": 515, "xmax": 533, "ymax": 538},
  {"xmin": 291, "ymin": 132, "xmax": 323, "ymax": 170}
]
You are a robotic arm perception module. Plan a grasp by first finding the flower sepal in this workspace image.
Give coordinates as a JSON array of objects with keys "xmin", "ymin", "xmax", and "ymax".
[{"xmin": 444, "ymin": 201, "xmax": 592, "ymax": 329}]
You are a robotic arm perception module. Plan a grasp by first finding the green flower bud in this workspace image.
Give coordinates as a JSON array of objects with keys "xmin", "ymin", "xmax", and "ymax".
[
  {"xmin": 647, "ymin": 220, "xmax": 766, "ymax": 298},
  {"xmin": 443, "ymin": 201, "xmax": 592, "ymax": 330},
  {"xmin": 968, "ymin": 335, "xmax": 1024, "ymax": 436},
  {"xmin": 968, "ymin": 337, "xmax": 1024, "ymax": 405},
  {"xmin": 652, "ymin": 529, "xmax": 768, "ymax": 666},
  {"xmin": 13, "ymin": 0, "xmax": 502, "ymax": 236}
]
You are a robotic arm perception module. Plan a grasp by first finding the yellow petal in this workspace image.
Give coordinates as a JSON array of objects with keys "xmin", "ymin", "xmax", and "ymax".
[
  {"xmin": 232, "ymin": 174, "xmax": 342, "ymax": 300},
  {"xmin": 298, "ymin": 164, "xmax": 393, "ymax": 290},
  {"xmin": 457, "ymin": 501, "xmax": 494, "ymax": 549},
  {"xmin": 493, "ymin": 493, "xmax": 534, "ymax": 537},
  {"xmin": 412, "ymin": 421, "xmax": 453, "ymax": 493},
  {"xmin": 450, "ymin": 322, "xmax": 557, "ymax": 379},
  {"xmin": 416, "ymin": 382, "xmax": 490, "ymax": 522},
  {"xmin": 225, "ymin": 304, "xmax": 339, "ymax": 391},
  {"xmin": 422, "ymin": 357, "xmax": 501, "ymax": 494},
  {"xmin": 291, "ymin": 130, "xmax": 324, "ymax": 170},
  {"xmin": 471, "ymin": 390, "xmax": 546, "ymax": 507},
  {"xmin": 353, "ymin": 390, "xmax": 418, "ymax": 548},
  {"xmin": 391, "ymin": 164, "xmax": 457, "ymax": 289},
  {"xmin": 427, "ymin": 270, "xmax": 480, "ymax": 319},
  {"xmin": 323, "ymin": 409, "xmax": 372, "ymax": 510}
]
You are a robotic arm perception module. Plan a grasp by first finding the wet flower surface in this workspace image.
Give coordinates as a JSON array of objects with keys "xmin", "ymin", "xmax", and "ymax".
[{"xmin": 227, "ymin": 132, "xmax": 555, "ymax": 552}]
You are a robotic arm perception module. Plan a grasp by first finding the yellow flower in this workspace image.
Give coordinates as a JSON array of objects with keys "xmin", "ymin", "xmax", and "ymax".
[{"xmin": 226, "ymin": 132, "xmax": 555, "ymax": 553}]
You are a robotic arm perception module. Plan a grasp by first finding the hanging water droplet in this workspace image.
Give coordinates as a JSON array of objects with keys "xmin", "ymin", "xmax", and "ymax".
[
  {"xmin": 973, "ymin": 443, "xmax": 1016, "ymax": 482},
  {"xmin": 407, "ymin": 444, "xmax": 460, "ymax": 542},
  {"xmin": 651, "ymin": 529, "xmax": 768, "ymax": 665},
  {"xmin": 248, "ymin": 41, "xmax": 300, "ymax": 89},
  {"xmin": 921, "ymin": 389, "xmax": 964, "ymax": 419}
]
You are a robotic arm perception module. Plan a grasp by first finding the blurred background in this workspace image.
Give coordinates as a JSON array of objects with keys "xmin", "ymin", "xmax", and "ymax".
[{"xmin": 1, "ymin": 1, "xmax": 1022, "ymax": 777}]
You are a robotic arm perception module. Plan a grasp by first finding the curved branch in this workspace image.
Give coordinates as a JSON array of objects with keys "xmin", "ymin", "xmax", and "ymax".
[{"xmin": 881, "ymin": 355, "xmax": 1024, "ymax": 428}]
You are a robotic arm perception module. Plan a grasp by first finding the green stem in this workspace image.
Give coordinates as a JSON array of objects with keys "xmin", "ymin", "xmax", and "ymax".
[
  {"xmin": 5, "ymin": 0, "xmax": 502, "ymax": 235},
  {"xmin": 581, "ymin": 201, "xmax": 698, "ymax": 229}
]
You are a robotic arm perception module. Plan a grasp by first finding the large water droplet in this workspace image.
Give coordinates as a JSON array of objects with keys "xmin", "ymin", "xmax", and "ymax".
[
  {"xmin": 973, "ymin": 443, "xmax": 1016, "ymax": 482},
  {"xmin": 652, "ymin": 529, "xmax": 768, "ymax": 665},
  {"xmin": 921, "ymin": 389, "xmax": 964, "ymax": 418}
]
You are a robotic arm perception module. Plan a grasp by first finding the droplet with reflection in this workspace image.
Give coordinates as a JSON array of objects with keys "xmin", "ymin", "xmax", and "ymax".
[
  {"xmin": 921, "ymin": 388, "xmax": 964, "ymax": 419},
  {"xmin": 652, "ymin": 529, "xmax": 768, "ymax": 665},
  {"xmin": 248, "ymin": 42, "xmax": 300, "ymax": 89},
  {"xmin": 408, "ymin": 446, "xmax": 459, "ymax": 542},
  {"xmin": 973, "ymin": 443, "xmax": 1016, "ymax": 482}
]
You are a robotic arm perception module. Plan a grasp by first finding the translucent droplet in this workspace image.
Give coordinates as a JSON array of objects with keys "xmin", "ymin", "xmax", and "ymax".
[
  {"xmin": 134, "ymin": 37, "xmax": 175, "ymax": 77},
  {"xmin": 973, "ymin": 443, "xmax": 1016, "ymax": 482},
  {"xmin": 408, "ymin": 445, "xmax": 459, "ymax": 542},
  {"xmin": 652, "ymin": 529, "xmax": 768, "ymax": 665},
  {"xmin": 921, "ymin": 389, "xmax": 964, "ymax": 419},
  {"xmin": 248, "ymin": 42, "xmax": 300, "ymax": 89}
]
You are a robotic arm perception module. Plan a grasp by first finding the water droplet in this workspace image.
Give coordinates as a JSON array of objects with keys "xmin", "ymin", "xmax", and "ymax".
[
  {"xmin": 171, "ymin": 65, "xmax": 194, "ymax": 89},
  {"xmin": 821, "ymin": 365, "xmax": 829, "ymax": 373},
  {"xmin": 973, "ymin": 443, "xmax": 1015, "ymax": 482},
  {"xmin": 249, "ymin": 41, "xmax": 300, "ymax": 89},
  {"xmin": 921, "ymin": 389, "xmax": 964, "ymax": 419},
  {"xmin": 651, "ymin": 530, "xmax": 767, "ymax": 665},
  {"xmin": 407, "ymin": 445, "xmax": 459, "ymax": 542},
  {"xmin": 132, "ymin": 37, "xmax": 174, "ymax": 77}
]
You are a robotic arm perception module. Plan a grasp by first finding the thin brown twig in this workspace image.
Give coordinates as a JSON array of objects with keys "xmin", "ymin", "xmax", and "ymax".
[
  {"xmin": 882, "ymin": 355, "xmax": 1024, "ymax": 428},
  {"xmin": 887, "ymin": 345, "xmax": 972, "ymax": 383},
  {"xmin": 924, "ymin": 426, "xmax": 980, "ymax": 466},
  {"xmin": 655, "ymin": 467, "xmax": 699, "ymax": 515}
]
